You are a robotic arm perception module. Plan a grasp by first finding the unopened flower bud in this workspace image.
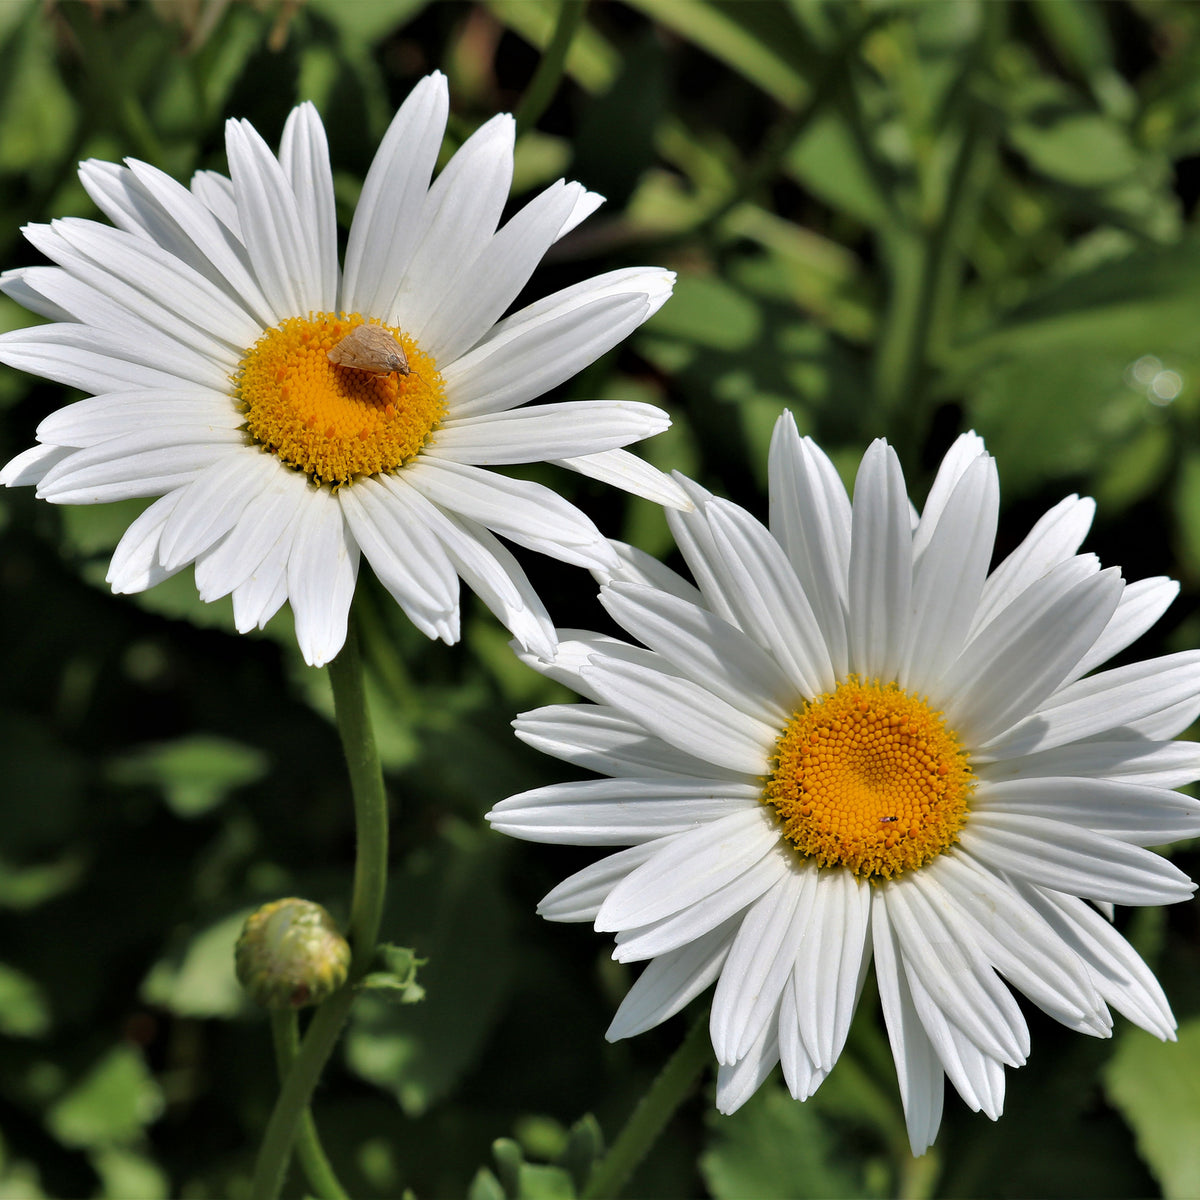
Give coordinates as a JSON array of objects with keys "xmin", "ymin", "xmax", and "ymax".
[{"xmin": 235, "ymin": 898, "xmax": 350, "ymax": 1009}]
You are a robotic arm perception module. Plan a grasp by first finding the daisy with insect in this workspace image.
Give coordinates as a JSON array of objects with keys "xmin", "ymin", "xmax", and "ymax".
[
  {"xmin": 489, "ymin": 412, "xmax": 1200, "ymax": 1153},
  {"xmin": 0, "ymin": 71, "xmax": 678, "ymax": 666}
]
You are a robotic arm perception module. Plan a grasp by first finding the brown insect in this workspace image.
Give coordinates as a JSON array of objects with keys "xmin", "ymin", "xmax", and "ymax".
[{"xmin": 327, "ymin": 325, "xmax": 410, "ymax": 378}]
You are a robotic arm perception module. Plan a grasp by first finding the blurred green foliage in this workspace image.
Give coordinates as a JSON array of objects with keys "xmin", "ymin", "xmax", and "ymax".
[{"xmin": 1, "ymin": 0, "xmax": 1200, "ymax": 1196}]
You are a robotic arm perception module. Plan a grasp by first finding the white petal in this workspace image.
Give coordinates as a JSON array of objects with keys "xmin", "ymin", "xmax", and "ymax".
[
  {"xmin": 971, "ymin": 494, "xmax": 1096, "ymax": 636},
  {"xmin": 487, "ymin": 777, "xmax": 759, "ymax": 844},
  {"xmin": 226, "ymin": 118, "xmax": 318, "ymax": 317},
  {"xmin": 710, "ymin": 878, "xmax": 806, "ymax": 1064},
  {"xmin": 106, "ymin": 491, "xmax": 187, "ymax": 593},
  {"xmin": 426, "ymin": 399, "xmax": 669, "ymax": 465},
  {"xmin": 341, "ymin": 73, "xmax": 449, "ymax": 318},
  {"xmin": 277, "ymin": 102, "xmax": 338, "ymax": 310},
  {"xmin": 612, "ymin": 845, "xmax": 793, "ymax": 962},
  {"xmin": 705, "ymin": 499, "xmax": 837, "ymax": 697},
  {"xmin": 516, "ymin": 631, "xmax": 673, "ymax": 705},
  {"xmin": 425, "ymin": 511, "xmax": 556, "ymax": 657},
  {"xmin": 393, "ymin": 113, "xmax": 514, "ymax": 333},
  {"xmin": 871, "ymin": 897, "xmax": 945, "ymax": 1155},
  {"xmin": 597, "ymin": 807, "xmax": 781, "ymax": 931},
  {"xmin": 974, "ymin": 776, "xmax": 1200, "ymax": 845},
  {"xmin": 607, "ymin": 917, "xmax": 738, "ymax": 1040},
  {"xmin": 422, "ymin": 180, "xmax": 587, "ymax": 364},
  {"xmin": 513, "ymin": 704, "xmax": 742, "ymax": 782},
  {"xmin": 900, "ymin": 455, "xmax": 998, "ymax": 695},
  {"xmin": 537, "ymin": 841, "xmax": 668, "ymax": 923},
  {"xmin": 37, "ymin": 390, "xmax": 241, "ymax": 448},
  {"xmin": 847, "ymin": 440, "xmax": 911, "ymax": 681},
  {"xmin": 940, "ymin": 565, "xmax": 1122, "ymax": 746},
  {"xmin": 404, "ymin": 457, "xmax": 615, "ymax": 570},
  {"xmin": 194, "ymin": 459, "xmax": 306, "ymax": 600},
  {"xmin": 36, "ymin": 430, "xmax": 241, "ymax": 504},
  {"xmin": 714, "ymin": 1013, "xmax": 780, "ymax": 1115},
  {"xmin": 1019, "ymin": 883, "xmax": 1175, "ymax": 1039},
  {"xmin": 1062, "ymin": 577, "xmax": 1178, "ymax": 687},
  {"xmin": 190, "ymin": 169, "xmax": 240, "ymax": 235},
  {"xmin": 24, "ymin": 219, "xmax": 250, "ymax": 364},
  {"xmin": 110, "ymin": 158, "xmax": 279, "ymax": 326},
  {"xmin": 959, "ymin": 811, "xmax": 1195, "ymax": 905},
  {"xmin": 36, "ymin": 215, "xmax": 262, "ymax": 349},
  {"xmin": 439, "ymin": 272, "xmax": 671, "ymax": 419},
  {"xmin": 230, "ymin": 523, "xmax": 293, "ymax": 632},
  {"xmin": 1, "ymin": 265, "xmax": 76, "ymax": 322},
  {"xmin": 157, "ymin": 452, "xmax": 271, "ymax": 571},
  {"xmin": 285, "ymin": 485, "xmax": 360, "ymax": 667},
  {"xmin": 337, "ymin": 475, "xmax": 460, "ymax": 644},
  {"xmin": 599, "ymin": 581, "xmax": 797, "ymax": 725},
  {"xmin": 778, "ymin": 978, "xmax": 829, "ymax": 1101},
  {"xmin": 980, "ymin": 738, "xmax": 1200, "ymax": 790},
  {"xmin": 985, "ymin": 650, "xmax": 1200, "ymax": 759},
  {"xmin": 556, "ymin": 449, "xmax": 692, "ymax": 509},
  {"xmin": 884, "ymin": 876, "xmax": 1028, "ymax": 1064},
  {"xmin": 1, "ymin": 443, "xmax": 72, "ymax": 487},
  {"xmin": 599, "ymin": 538, "xmax": 704, "ymax": 605},
  {"xmin": 767, "ymin": 417, "xmax": 851, "ymax": 679},
  {"xmin": 912, "ymin": 433, "xmax": 987, "ymax": 560},
  {"xmin": 0, "ymin": 323, "xmax": 230, "ymax": 394},
  {"xmin": 931, "ymin": 853, "xmax": 1109, "ymax": 1034},
  {"xmin": 580, "ymin": 657, "xmax": 776, "ymax": 776},
  {"xmin": 792, "ymin": 868, "xmax": 871, "ymax": 1070}
]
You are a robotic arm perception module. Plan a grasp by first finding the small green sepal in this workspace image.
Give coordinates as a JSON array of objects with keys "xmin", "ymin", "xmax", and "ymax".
[{"xmin": 358, "ymin": 942, "xmax": 426, "ymax": 1004}]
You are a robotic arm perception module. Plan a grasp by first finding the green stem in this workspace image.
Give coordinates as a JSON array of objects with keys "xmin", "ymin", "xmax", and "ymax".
[
  {"xmin": 582, "ymin": 1016, "xmax": 711, "ymax": 1200},
  {"xmin": 329, "ymin": 615, "xmax": 391, "ymax": 977},
  {"xmin": 249, "ymin": 614, "xmax": 391, "ymax": 1200},
  {"xmin": 250, "ymin": 991, "xmax": 357, "ymax": 1200},
  {"xmin": 514, "ymin": 0, "xmax": 588, "ymax": 137},
  {"xmin": 269, "ymin": 1010, "xmax": 351, "ymax": 1200}
]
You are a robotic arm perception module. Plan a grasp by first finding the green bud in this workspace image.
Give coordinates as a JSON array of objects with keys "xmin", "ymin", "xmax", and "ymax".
[{"xmin": 235, "ymin": 898, "xmax": 350, "ymax": 1009}]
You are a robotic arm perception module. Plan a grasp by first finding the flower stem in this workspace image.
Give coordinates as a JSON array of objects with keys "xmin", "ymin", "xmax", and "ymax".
[
  {"xmin": 515, "ymin": 0, "xmax": 588, "ymax": 136},
  {"xmin": 328, "ymin": 615, "xmax": 391, "ymax": 976},
  {"xmin": 268, "ymin": 1010, "xmax": 351, "ymax": 1200},
  {"xmin": 581, "ymin": 1015, "xmax": 711, "ymax": 1200},
  {"xmin": 249, "ymin": 614, "xmax": 391, "ymax": 1200}
]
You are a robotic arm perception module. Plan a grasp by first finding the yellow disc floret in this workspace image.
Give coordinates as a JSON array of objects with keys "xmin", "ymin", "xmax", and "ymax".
[
  {"xmin": 236, "ymin": 313, "xmax": 445, "ymax": 487},
  {"xmin": 763, "ymin": 677, "xmax": 974, "ymax": 879}
]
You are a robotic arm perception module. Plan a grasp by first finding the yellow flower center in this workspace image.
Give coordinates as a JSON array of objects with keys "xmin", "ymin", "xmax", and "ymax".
[
  {"xmin": 236, "ymin": 313, "xmax": 446, "ymax": 487},
  {"xmin": 763, "ymin": 677, "xmax": 974, "ymax": 879}
]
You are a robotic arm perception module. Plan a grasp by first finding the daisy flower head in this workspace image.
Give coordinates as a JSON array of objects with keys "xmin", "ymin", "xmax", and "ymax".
[
  {"xmin": 488, "ymin": 411, "xmax": 1200, "ymax": 1154},
  {"xmin": 0, "ymin": 72, "xmax": 679, "ymax": 666}
]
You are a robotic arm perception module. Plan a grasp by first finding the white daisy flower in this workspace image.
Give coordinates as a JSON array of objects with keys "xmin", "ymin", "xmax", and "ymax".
[
  {"xmin": 0, "ymin": 72, "xmax": 680, "ymax": 666},
  {"xmin": 488, "ymin": 411, "xmax": 1200, "ymax": 1154}
]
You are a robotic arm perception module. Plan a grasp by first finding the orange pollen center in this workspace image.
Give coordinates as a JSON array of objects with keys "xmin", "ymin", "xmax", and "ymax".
[
  {"xmin": 236, "ymin": 313, "xmax": 446, "ymax": 487},
  {"xmin": 763, "ymin": 677, "xmax": 974, "ymax": 879}
]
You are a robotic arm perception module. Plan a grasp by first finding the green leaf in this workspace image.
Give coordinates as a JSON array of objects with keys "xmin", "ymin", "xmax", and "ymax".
[
  {"xmin": 0, "ymin": 963, "xmax": 50, "ymax": 1038},
  {"xmin": 140, "ymin": 909, "xmax": 252, "ymax": 1019},
  {"xmin": 623, "ymin": 0, "xmax": 808, "ymax": 108},
  {"xmin": 1104, "ymin": 1017, "xmax": 1200, "ymax": 1200},
  {"xmin": 1009, "ymin": 111, "xmax": 1141, "ymax": 188},
  {"xmin": 91, "ymin": 1146, "xmax": 169, "ymax": 1200},
  {"xmin": 700, "ymin": 1082, "xmax": 869, "ymax": 1200},
  {"xmin": 105, "ymin": 735, "xmax": 269, "ymax": 819},
  {"xmin": 46, "ymin": 1046, "xmax": 164, "ymax": 1149}
]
